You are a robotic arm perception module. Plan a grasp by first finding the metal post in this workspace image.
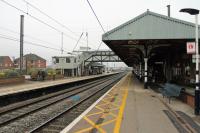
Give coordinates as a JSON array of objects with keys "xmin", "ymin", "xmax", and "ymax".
[
  {"xmin": 86, "ymin": 32, "xmax": 88, "ymax": 51},
  {"xmin": 195, "ymin": 14, "xmax": 200, "ymax": 115},
  {"xmin": 61, "ymin": 32, "xmax": 63, "ymax": 54},
  {"xmin": 61, "ymin": 33, "xmax": 64, "ymax": 77},
  {"xmin": 72, "ymin": 59, "xmax": 74, "ymax": 77},
  {"xmin": 139, "ymin": 62, "xmax": 142, "ymax": 79},
  {"xmin": 25, "ymin": 57, "xmax": 27, "ymax": 74},
  {"xmin": 80, "ymin": 64, "xmax": 82, "ymax": 76},
  {"xmin": 83, "ymin": 61, "xmax": 85, "ymax": 76},
  {"xmin": 144, "ymin": 58, "xmax": 148, "ymax": 89},
  {"xmin": 20, "ymin": 15, "xmax": 24, "ymax": 75},
  {"xmin": 179, "ymin": 8, "xmax": 200, "ymax": 115},
  {"xmin": 72, "ymin": 69, "xmax": 74, "ymax": 77}
]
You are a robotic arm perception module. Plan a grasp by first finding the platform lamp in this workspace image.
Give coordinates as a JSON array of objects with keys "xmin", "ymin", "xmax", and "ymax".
[{"xmin": 180, "ymin": 8, "xmax": 200, "ymax": 115}]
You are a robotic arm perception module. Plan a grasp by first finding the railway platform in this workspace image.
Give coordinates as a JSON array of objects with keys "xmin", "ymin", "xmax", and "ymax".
[
  {"xmin": 62, "ymin": 73, "xmax": 200, "ymax": 133},
  {"xmin": 0, "ymin": 73, "xmax": 117, "ymax": 97}
]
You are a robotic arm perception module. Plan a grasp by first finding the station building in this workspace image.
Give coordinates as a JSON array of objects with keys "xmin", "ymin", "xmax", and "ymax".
[
  {"xmin": 52, "ymin": 47, "xmax": 105, "ymax": 77},
  {"xmin": 103, "ymin": 10, "xmax": 200, "ymax": 87}
]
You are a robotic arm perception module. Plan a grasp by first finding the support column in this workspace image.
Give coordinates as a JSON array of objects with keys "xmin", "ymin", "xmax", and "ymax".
[
  {"xmin": 20, "ymin": 15, "xmax": 24, "ymax": 74},
  {"xmin": 72, "ymin": 69, "xmax": 74, "ymax": 77},
  {"xmin": 195, "ymin": 14, "xmax": 200, "ymax": 115},
  {"xmin": 144, "ymin": 58, "xmax": 148, "ymax": 89},
  {"xmin": 61, "ymin": 69, "xmax": 64, "ymax": 76},
  {"xmin": 83, "ymin": 61, "xmax": 85, "ymax": 76},
  {"xmin": 139, "ymin": 62, "xmax": 142, "ymax": 79}
]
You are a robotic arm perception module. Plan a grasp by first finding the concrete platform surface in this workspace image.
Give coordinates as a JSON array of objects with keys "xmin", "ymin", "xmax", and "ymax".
[
  {"xmin": 0, "ymin": 73, "xmax": 116, "ymax": 97},
  {"xmin": 62, "ymin": 73, "xmax": 186, "ymax": 133}
]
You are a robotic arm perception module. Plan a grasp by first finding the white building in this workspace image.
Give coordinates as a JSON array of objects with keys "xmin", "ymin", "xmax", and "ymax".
[
  {"xmin": 52, "ymin": 55, "xmax": 80, "ymax": 76},
  {"xmin": 52, "ymin": 47, "xmax": 105, "ymax": 77}
]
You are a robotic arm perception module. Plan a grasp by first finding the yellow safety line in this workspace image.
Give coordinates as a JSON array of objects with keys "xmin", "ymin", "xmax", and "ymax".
[
  {"xmin": 99, "ymin": 119, "xmax": 116, "ymax": 126},
  {"xmin": 101, "ymin": 98, "xmax": 120, "ymax": 108},
  {"xmin": 83, "ymin": 116, "xmax": 106, "ymax": 133},
  {"xmin": 109, "ymin": 112, "xmax": 118, "ymax": 118},
  {"xmin": 100, "ymin": 99, "xmax": 109, "ymax": 104},
  {"xmin": 109, "ymin": 107, "xmax": 120, "ymax": 111},
  {"xmin": 95, "ymin": 106, "xmax": 104, "ymax": 111},
  {"xmin": 113, "ymin": 75, "xmax": 130, "ymax": 133},
  {"xmin": 97, "ymin": 103, "xmax": 109, "ymax": 107},
  {"xmin": 113, "ymin": 99, "xmax": 122, "ymax": 103},
  {"xmin": 101, "ymin": 98, "xmax": 112, "ymax": 103},
  {"xmin": 102, "ymin": 97, "xmax": 114, "ymax": 102},
  {"xmin": 74, "ymin": 74, "xmax": 131, "ymax": 133},
  {"xmin": 95, "ymin": 106, "xmax": 119, "ymax": 112},
  {"xmin": 86, "ymin": 111, "xmax": 104, "ymax": 117},
  {"xmin": 86, "ymin": 108, "xmax": 117, "ymax": 117},
  {"xmin": 75, "ymin": 119, "xmax": 117, "ymax": 133},
  {"xmin": 97, "ymin": 102, "xmax": 119, "ymax": 109},
  {"xmin": 106, "ymin": 93, "xmax": 112, "ymax": 96},
  {"xmin": 75, "ymin": 127, "xmax": 93, "ymax": 133},
  {"xmin": 110, "ymin": 102, "xmax": 120, "ymax": 108},
  {"xmin": 104, "ymin": 95, "xmax": 115, "ymax": 99}
]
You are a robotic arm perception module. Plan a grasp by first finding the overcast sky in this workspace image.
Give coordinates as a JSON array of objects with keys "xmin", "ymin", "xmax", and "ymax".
[{"xmin": 0, "ymin": 0, "xmax": 200, "ymax": 66}]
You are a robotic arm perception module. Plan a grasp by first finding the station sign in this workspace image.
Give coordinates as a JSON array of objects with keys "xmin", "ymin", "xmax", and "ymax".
[{"xmin": 187, "ymin": 42, "xmax": 196, "ymax": 54}]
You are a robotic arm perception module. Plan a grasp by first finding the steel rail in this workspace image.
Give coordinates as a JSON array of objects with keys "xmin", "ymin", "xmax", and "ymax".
[
  {"xmin": 0, "ymin": 75, "xmax": 113, "ymax": 115},
  {"xmin": 0, "ymin": 74, "xmax": 119, "ymax": 127},
  {"xmin": 28, "ymin": 74, "xmax": 124, "ymax": 133}
]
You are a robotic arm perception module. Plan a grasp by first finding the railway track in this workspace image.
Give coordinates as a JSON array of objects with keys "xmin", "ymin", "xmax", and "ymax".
[{"xmin": 0, "ymin": 73, "xmax": 125, "ymax": 133}]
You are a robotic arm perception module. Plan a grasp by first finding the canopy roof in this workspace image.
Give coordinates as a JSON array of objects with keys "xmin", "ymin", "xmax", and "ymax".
[
  {"xmin": 102, "ymin": 10, "xmax": 200, "ymax": 66},
  {"xmin": 103, "ymin": 10, "xmax": 200, "ymax": 41}
]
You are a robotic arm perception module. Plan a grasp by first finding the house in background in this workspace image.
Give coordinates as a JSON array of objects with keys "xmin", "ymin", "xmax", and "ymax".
[
  {"xmin": 14, "ymin": 53, "xmax": 46, "ymax": 69},
  {"xmin": 0, "ymin": 56, "xmax": 14, "ymax": 71}
]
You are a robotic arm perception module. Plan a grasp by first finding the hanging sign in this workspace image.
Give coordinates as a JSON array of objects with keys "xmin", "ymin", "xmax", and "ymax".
[{"xmin": 187, "ymin": 42, "xmax": 196, "ymax": 54}]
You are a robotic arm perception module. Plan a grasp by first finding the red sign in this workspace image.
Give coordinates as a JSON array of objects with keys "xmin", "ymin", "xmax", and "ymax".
[{"xmin": 187, "ymin": 42, "xmax": 196, "ymax": 54}]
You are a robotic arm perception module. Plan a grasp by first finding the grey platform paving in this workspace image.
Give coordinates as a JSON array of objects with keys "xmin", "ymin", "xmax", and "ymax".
[
  {"xmin": 120, "ymin": 75, "xmax": 179, "ymax": 133},
  {"xmin": 63, "ymin": 73, "xmax": 190, "ymax": 133}
]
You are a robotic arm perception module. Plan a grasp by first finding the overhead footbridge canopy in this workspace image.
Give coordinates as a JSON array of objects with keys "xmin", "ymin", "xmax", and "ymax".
[{"xmin": 102, "ymin": 10, "xmax": 200, "ymax": 66}]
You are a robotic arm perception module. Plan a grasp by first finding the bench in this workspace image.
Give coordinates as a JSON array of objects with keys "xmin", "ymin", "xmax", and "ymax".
[{"xmin": 159, "ymin": 83, "xmax": 185, "ymax": 103}]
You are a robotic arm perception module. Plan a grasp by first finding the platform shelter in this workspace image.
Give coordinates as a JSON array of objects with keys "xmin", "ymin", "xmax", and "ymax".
[{"xmin": 103, "ymin": 10, "xmax": 200, "ymax": 88}]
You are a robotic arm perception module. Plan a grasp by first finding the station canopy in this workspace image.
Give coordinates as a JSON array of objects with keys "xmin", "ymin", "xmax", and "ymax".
[{"xmin": 102, "ymin": 10, "xmax": 200, "ymax": 66}]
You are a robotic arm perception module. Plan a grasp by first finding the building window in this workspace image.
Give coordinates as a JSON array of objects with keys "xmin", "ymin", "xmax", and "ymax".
[
  {"xmin": 66, "ymin": 57, "xmax": 70, "ymax": 63},
  {"xmin": 74, "ymin": 58, "xmax": 76, "ymax": 63},
  {"xmin": 56, "ymin": 58, "xmax": 59, "ymax": 63},
  {"xmin": 5, "ymin": 63, "xmax": 7, "ymax": 67},
  {"xmin": 31, "ymin": 60, "xmax": 34, "ymax": 64}
]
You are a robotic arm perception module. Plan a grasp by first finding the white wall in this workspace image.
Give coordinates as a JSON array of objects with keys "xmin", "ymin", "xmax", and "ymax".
[{"xmin": 52, "ymin": 52, "xmax": 92, "ymax": 70}]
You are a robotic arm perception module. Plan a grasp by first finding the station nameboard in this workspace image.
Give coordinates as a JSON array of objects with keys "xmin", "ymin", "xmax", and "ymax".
[{"xmin": 187, "ymin": 42, "xmax": 196, "ymax": 54}]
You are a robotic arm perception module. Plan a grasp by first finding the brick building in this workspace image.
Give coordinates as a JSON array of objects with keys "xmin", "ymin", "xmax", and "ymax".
[
  {"xmin": 0, "ymin": 56, "xmax": 14, "ymax": 70},
  {"xmin": 14, "ymin": 53, "xmax": 46, "ymax": 69}
]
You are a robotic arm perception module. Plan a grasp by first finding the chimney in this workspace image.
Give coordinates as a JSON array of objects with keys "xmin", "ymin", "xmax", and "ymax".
[{"xmin": 167, "ymin": 5, "xmax": 171, "ymax": 17}]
